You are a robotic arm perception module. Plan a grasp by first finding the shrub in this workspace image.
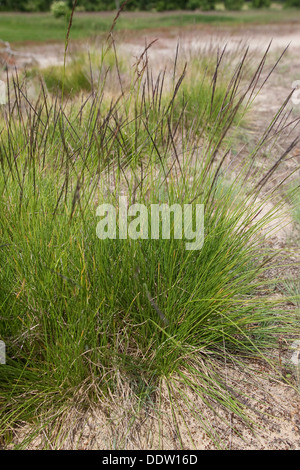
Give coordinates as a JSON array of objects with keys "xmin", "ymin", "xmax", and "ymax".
[
  {"xmin": 224, "ymin": 0, "xmax": 244, "ymax": 10},
  {"xmin": 186, "ymin": 0, "xmax": 215, "ymax": 10},
  {"xmin": 50, "ymin": 0, "xmax": 69, "ymax": 18},
  {"xmin": 186, "ymin": 0, "xmax": 202, "ymax": 9},
  {"xmin": 199, "ymin": 0, "xmax": 215, "ymax": 10},
  {"xmin": 41, "ymin": 61, "xmax": 91, "ymax": 97},
  {"xmin": 23, "ymin": 0, "xmax": 43, "ymax": 11},
  {"xmin": 285, "ymin": 0, "xmax": 300, "ymax": 6},
  {"xmin": 252, "ymin": 0, "xmax": 271, "ymax": 7}
]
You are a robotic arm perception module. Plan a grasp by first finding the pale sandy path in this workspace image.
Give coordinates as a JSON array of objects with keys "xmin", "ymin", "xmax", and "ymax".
[{"xmin": 7, "ymin": 21, "xmax": 300, "ymax": 69}]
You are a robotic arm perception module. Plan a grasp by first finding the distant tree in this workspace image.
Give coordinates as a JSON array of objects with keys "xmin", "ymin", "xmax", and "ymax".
[
  {"xmin": 185, "ymin": 0, "xmax": 215, "ymax": 9},
  {"xmin": 51, "ymin": 0, "xmax": 70, "ymax": 17},
  {"xmin": 224, "ymin": 0, "xmax": 244, "ymax": 9},
  {"xmin": 186, "ymin": 0, "xmax": 200, "ymax": 8},
  {"xmin": 199, "ymin": 0, "xmax": 215, "ymax": 9},
  {"xmin": 0, "ymin": 0, "xmax": 222, "ymax": 12},
  {"xmin": 0, "ymin": 0, "xmax": 52, "ymax": 10},
  {"xmin": 252, "ymin": 0, "xmax": 271, "ymax": 7},
  {"xmin": 285, "ymin": 0, "xmax": 300, "ymax": 5}
]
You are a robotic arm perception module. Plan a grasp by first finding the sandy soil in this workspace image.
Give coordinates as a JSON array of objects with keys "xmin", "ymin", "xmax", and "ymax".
[{"xmin": 2, "ymin": 21, "xmax": 300, "ymax": 68}]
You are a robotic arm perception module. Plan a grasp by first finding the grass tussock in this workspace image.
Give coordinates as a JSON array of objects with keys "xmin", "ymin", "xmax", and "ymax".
[{"xmin": 0, "ymin": 35, "xmax": 299, "ymax": 449}]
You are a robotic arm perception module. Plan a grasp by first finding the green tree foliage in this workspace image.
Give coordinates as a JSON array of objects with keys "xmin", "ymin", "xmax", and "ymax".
[
  {"xmin": 0, "ymin": 0, "xmax": 218, "ymax": 11},
  {"xmin": 285, "ymin": 0, "xmax": 300, "ymax": 6},
  {"xmin": 0, "ymin": 0, "xmax": 52, "ymax": 10},
  {"xmin": 51, "ymin": 0, "xmax": 69, "ymax": 16},
  {"xmin": 224, "ymin": 0, "xmax": 244, "ymax": 9},
  {"xmin": 186, "ymin": 0, "xmax": 215, "ymax": 10},
  {"xmin": 252, "ymin": 0, "xmax": 271, "ymax": 7},
  {"xmin": 199, "ymin": 0, "xmax": 215, "ymax": 9}
]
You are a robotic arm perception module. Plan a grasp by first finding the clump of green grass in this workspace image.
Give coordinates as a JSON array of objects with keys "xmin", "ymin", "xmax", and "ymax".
[
  {"xmin": 30, "ymin": 47, "xmax": 128, "ymax": 98},
  {"xmin": 0, "ymin": 38, "xmax": 299, "ymax": 449},
  {"xmin": 41, "ymin": 61, "xmax": 92, "ymax": 97}
]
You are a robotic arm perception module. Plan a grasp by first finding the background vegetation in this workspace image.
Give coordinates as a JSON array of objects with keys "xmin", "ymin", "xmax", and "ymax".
[
  {"xmin": 0, "ymin": 8, "xmax": 299, "ymax": 44},
  {"xmin": 0, "ymin": 0, "xmax": 298, "ymax": 13}
]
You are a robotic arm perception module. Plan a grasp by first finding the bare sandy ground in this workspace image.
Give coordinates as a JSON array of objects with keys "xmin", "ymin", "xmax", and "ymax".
[{"xmin": 3, "ymin": 21, "xmax": 300, "ymax": 68}]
